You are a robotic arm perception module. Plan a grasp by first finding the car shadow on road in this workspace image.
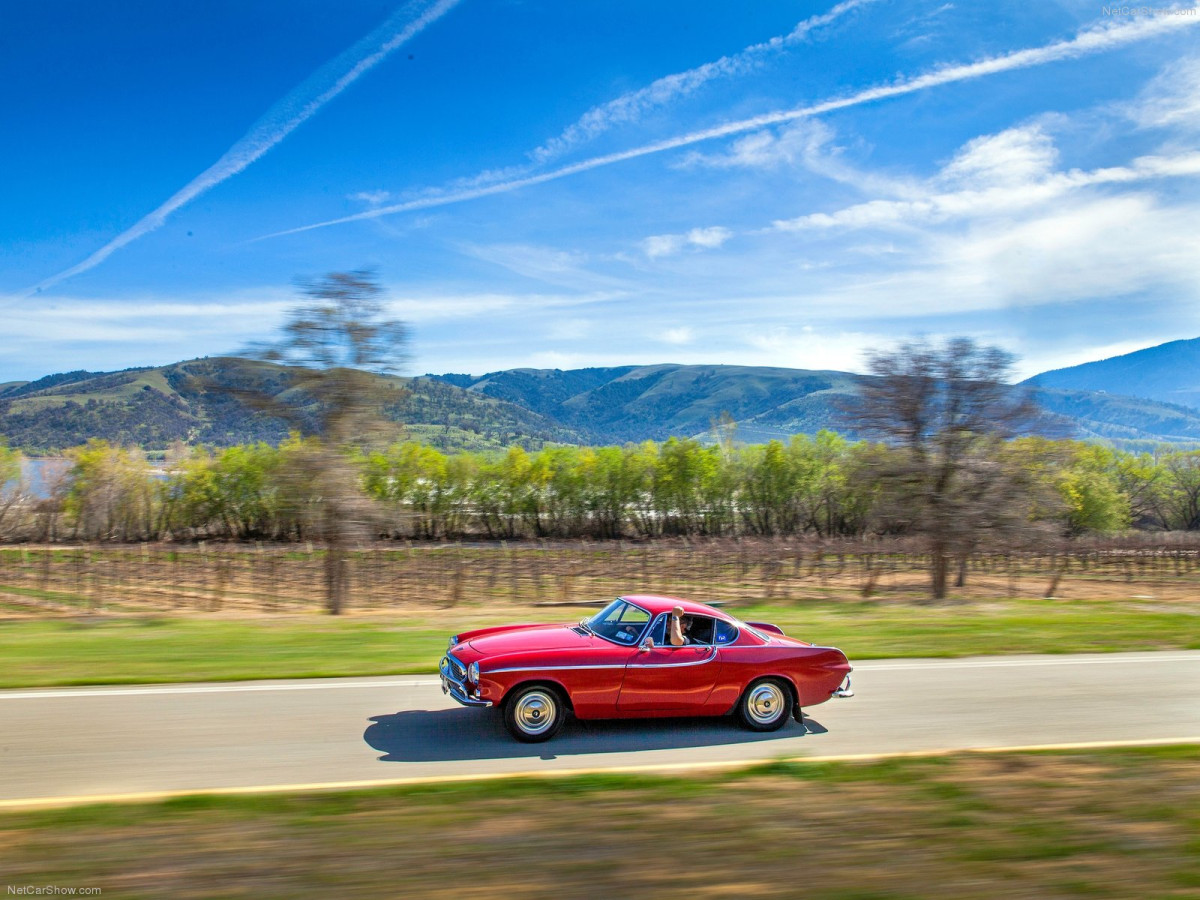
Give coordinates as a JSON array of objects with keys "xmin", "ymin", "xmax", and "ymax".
[{"xmin": 364, "ymin": 708, "xmax": 829, "ymax": 762}]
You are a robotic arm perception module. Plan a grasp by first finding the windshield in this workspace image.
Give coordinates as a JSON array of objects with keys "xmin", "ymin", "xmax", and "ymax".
[{"xmin": 585, "ymin": 598, "xmax": 651, "ymax": 646}]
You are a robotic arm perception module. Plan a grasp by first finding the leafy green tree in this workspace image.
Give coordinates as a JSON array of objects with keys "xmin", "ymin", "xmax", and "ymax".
[
  {"xmin": 1111, "ymin": 450, "xmax": 1162, "ymax": 528},
  {"xmin": 804, "ymin": 431, "xmax": 881, "ymax": 537},
  {"xmin": 577, "ymin": 445, "xmax": 648, "ymax": 538},
  {"xmin": 363, "ymin": 441, "xmax": 477, "ymax": 539},
  {"xmin": 1153, "ymin": 450, "xmax": 1200, "ymax": 530},
  {"xmin": 649, "ymin": 438, "xmax": 734, "ymax": 535},
  {"xmin": 738, "ymin": 440, "xmax": 797, "ymax": 535},
  {"xmin": 1056, "ymin": 443, "xmax": 1131, "ymax": 534},
  {"xmin": 169, "ymin": 443, "xmax": 284, "ymax": 539},
  {"xmin": 64, "ymin": 439, "xmax": 159, "ymax": 541}
]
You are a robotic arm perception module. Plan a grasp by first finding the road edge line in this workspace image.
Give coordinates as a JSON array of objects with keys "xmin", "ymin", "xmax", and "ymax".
[{"xmin": 2, "ymin": 736, "xmax": 1197, "ymax": 812}]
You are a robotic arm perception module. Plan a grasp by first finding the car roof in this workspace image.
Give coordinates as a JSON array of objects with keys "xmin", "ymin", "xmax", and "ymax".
[{"xmin": 618, "ymin": 594, "xmax": 730, "ymax": 619}]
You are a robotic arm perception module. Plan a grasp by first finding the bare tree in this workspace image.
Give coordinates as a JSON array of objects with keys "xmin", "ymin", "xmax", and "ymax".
[
  {"xmin": 233, "ymin": 270, "xmax": 410, "ymax": 613},
  {"xmin": 845, "ymin": 338, "xmax": 1040, "ymax": 600}
]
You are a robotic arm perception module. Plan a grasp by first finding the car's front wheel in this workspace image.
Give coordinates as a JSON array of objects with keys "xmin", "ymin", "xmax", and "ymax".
[
  {"xmin": 504, "ymin": 684, "xmax": 565, "ymax": 742},
  {"xmin": 737, "ymin": 678, "xmax": 793, "ymax": 732}
]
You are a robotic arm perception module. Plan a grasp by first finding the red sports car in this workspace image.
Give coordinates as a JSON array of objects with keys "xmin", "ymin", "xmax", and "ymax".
[{"xmin": 439, "ymin": 594, "xmax": 854, "ymax": 742}]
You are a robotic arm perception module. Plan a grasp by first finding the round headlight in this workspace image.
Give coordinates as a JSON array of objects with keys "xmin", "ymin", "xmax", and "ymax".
[
  {"xmin": 447, "ymin": 636, "xmax": 459, "ymax": 651},
  {"xmin": 467, "ymin": 662, "xmax": 480, "ymax": 683}
]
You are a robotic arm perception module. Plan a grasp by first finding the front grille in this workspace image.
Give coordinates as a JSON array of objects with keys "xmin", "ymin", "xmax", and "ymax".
[{"xmin": 446, "ymin": 653, "xmax": 466, "ymax": 681}]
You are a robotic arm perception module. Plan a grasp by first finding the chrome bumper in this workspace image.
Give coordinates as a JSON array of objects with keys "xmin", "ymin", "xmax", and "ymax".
[
  {"xmin": 832, "ymin": 674, "xmax": 854, "ymax": 698},
  {"xmin": 439, "ymin": 655, "xmax": 492, "ymax": 708}
]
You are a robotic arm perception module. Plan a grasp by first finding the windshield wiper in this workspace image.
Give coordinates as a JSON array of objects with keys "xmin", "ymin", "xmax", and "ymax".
[{"xmin": 576, "ymin": 617, "xmax": 594, "ymax": 636}]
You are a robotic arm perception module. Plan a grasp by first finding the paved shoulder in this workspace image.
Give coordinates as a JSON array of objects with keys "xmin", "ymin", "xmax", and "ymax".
[{"xmin": 2, "ymin": 652, "xmax": 1197, "ymax": 808}]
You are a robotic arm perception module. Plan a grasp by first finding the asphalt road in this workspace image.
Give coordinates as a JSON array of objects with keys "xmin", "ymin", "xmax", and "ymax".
[{"xmin": 2, "ymin": 651, "xmax": 1198, "ymax": 806}]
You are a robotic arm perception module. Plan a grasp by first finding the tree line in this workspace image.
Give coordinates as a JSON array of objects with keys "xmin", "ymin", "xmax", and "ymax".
[
  {"xmin": 4, "ymin": 431, "xmax": 1200, "ymax": 544},
  {"xmin": 3, "ymin": 273, "xmax": 1193, "ymax": 609}
]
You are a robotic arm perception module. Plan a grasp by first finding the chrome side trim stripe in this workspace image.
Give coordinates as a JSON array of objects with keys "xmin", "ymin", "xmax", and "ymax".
[
  {"xmin": 487, "ymin": 663, "xmax": 628, "ymax": 674},
  {"xmin": 627, "ymin": 654, "xmax": 716, "ymax": 669},
  {"xmin": 488, "ymin": 650, "xmax": 718, "ymax": 675}
]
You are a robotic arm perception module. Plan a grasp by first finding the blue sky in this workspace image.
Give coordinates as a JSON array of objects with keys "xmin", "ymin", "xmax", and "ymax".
[{"xmin": 4, "ymin": 0, "xmax": 1199, "ymax": 383}]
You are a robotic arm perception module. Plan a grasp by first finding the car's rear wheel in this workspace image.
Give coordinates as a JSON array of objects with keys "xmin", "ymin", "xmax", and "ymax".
[
  {"xmin": 504, "ymin": 684, "xmax": 565, "ymax": 742},
  {"xmin": 737, "ymin": 678, "xmax": 793, "ymax": 732}
]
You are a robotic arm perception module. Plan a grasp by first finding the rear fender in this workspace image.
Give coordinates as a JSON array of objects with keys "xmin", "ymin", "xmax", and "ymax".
[{"xmin": 746, "ymin": 621, "xmax": 785, "ymax": 635}]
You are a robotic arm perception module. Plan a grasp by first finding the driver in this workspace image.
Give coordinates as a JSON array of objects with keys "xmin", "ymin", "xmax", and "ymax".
[{"xmin": 668, "ymin": 606, "xmax": 694, "ymax": 646}]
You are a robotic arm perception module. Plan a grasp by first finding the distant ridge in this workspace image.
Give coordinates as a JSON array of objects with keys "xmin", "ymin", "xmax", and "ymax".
[
  {"xmin": 7, "ymin": 342, "xmax": 1200, "ymax": 453},
  {"xmin": 430, "ymin": 357, "xmax": 1200, "ymax": 447},
  {"xmin": 0, "ymin": 357, "xmax": 585, "ymax": 454},
  {"xmin": 1023, "ymin": 337, "xmax": 1200, "ymax": 412}
]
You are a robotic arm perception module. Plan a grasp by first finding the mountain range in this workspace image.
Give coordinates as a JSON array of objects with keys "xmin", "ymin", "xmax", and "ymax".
[
  {"xmin": 1023, "ymin": 338, "xmax": 1200, "ymax": 410},
  {"xmin": 3, "ymin": 337, "xmax": 1200, "ymax": 453}
]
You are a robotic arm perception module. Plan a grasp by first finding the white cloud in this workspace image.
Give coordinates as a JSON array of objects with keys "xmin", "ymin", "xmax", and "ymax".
[
  {"xmin": 686, "ymin": 226, "xmax": 733, "ymax": 249},
  {"xmin": 940, "ymin": 125, "xmax": 1059, "ymax": 187},
  {"xmin": 760, "ymin": 189, "xmax": 1200, "ymax": 323},
  {"xmin": 742, "ymin": 326, "xmax": 879, "ymax": 371},
  {"xmin": 642, "ymin": 226, "xmax": 732, "ymax": 258},
  {"xmin": 1126, "ymin": 55, "xmax": 1200, "ymax": 131},
  {"xmin": 683, "ymin": 128, "xmax": 810, "ymax": 170},
  {"xmin": 680, "ymin": 120, "xmax": 842, "ymax": 172},
  {"xmin": 662, "ymin": 326, "xmax": 695, "ymax": 345},
  {"xmin": 928, "ymin": 194, "xmax": 1200, "ymax": 307},
  {"xmin": 642, "ymin": 234, "xmax": 687, "ymax": 259},
  {"xmin": 773, "ymin": 147, "xmax": 1200, "ymax": 232},
  {"xmin": 351, "ymin": 190, "xmax": 392, "ymax": 205},
  {"xmin": 683, "ymin": 120, "xmax": 920, "ymax": 198}
]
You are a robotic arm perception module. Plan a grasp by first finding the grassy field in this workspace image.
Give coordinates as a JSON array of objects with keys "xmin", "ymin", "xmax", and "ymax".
[
  {"xmin": 0, "ymin": 597, "xmax": 1196, "ymax": 688},
  {"xmin": 2, "ymin": 747, "xmax": 1197, "ymax": 898}
]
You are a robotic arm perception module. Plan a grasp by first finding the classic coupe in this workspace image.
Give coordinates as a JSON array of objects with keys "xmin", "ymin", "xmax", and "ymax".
[{"xmin": 439, "ymin": 594, "xmax": 854, "ymax": 742}]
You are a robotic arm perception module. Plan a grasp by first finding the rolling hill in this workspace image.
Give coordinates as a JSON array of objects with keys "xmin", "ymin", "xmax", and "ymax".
[
  {"xmin": 440, "ymin": 364, "xmax": 863, "ymax": 443},
  {"xmin": 433, "ymin": 362, "xmax": 1200, "ymax": 447},
  {"xmin": 0, "ymin": 357, "xmax": 585, "ymax": 454},
  {"xmin": 7, "ymin": 342, "xmax": 1200, "ymax": 453}
]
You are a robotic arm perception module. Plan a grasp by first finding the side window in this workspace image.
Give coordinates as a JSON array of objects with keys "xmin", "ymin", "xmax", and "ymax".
[
  {"xmin": 687, "ymin": 616, "xmax": 715, "ymax": 646},
  {"xmin": 646, "ymin": 615, "xmax": 666, "ymax": 646},
  {"xmin": 714, "ymin": 620, "xmax": 738, "ymax": 644}
]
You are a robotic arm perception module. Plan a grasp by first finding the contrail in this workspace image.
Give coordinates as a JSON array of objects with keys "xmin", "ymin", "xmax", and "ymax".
[
  {"xmin": 414, "ymin": 0, "xmax": 878, "ymax": 203},
  {"xmin": 529, "ymin": 0, "xmax": 878, "ymax": 165},
  {"xmin": 20, "ymin": 0, "xmax": 462, "ymax": 299},
  {"xmin": 268, "ymin": 9, "xmax": 1199, "ymax": 240}
]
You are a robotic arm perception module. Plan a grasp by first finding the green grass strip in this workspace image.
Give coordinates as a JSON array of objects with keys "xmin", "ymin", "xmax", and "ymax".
[{"xmin": 0, "ymin": 598, "xmax": 1195, "ymax": 689}]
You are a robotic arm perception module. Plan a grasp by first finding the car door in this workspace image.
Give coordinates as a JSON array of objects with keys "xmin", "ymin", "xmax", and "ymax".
[{"xmin": 616, "ymin": 614, "xmax": 721, "ymax": 711}]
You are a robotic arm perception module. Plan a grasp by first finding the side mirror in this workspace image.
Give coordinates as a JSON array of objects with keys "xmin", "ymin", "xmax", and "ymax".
[{"xmin": 640, "ymin": 637, "xmax": 654, "ymax": 652}]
